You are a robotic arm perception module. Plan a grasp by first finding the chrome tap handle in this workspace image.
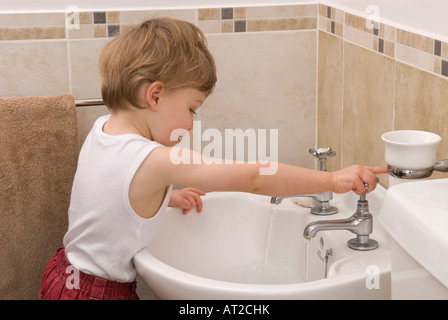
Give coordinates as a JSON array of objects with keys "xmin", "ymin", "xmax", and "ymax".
[
  {"xmin": 309, "ymin": 147, "xmax": 336, "ymax": 158},
  {"xmin": 309, "ymin": 147, "xmax": 336, "ymax": 171},
  {"xmin": 360, "ymin": 183, "xmax": 369, "ymax": 201},
  {"xmin": 360, "ymin": 179, "xmax": 379, "ymax": 199}
]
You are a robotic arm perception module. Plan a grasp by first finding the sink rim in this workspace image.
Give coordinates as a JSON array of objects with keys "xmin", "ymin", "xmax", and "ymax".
[{"xmin": 134, "ymin": 243, "xmax": 382, "ymax": 291}]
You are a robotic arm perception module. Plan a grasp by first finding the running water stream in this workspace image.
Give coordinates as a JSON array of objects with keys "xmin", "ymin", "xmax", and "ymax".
[
  {"xmin": 262, "ymin": 204, "xmax": 277, "ymax": 269},
  {"xmin": 259, "ymin": 204, "xmax": 307, "ymax": 284},
  {"xmin": 304, "ymin": 239, "xmax": 310, "ymax": 282}
]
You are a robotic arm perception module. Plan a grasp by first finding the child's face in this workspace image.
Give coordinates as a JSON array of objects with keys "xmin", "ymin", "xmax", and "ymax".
[{"xmin": 151, "ymin": 87, "xmax": 206, "ymax": 146}]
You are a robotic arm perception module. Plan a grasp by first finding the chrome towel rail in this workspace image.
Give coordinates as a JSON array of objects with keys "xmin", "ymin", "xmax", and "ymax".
[{"xmin": 75, "ymin": 99, "xmax": 104, "ymax": 107}]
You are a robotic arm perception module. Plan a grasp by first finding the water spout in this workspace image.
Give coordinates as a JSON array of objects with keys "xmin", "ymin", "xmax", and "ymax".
[{"xmin": 303, "ymin": 186, "xmax": 378, "ymax": 251}]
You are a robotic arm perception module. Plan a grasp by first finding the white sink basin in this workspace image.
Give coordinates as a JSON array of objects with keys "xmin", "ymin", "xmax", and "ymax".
[
  {"xmin": 380, "ymin": 178, "xmax": 448, "ymax": 293},
  {"xmin": 134, "ymin": 187, "xmax": 390, "ymax": 300}
]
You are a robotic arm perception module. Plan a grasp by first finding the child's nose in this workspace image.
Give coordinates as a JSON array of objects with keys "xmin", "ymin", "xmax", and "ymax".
[{"xmin": 187, "ymin": 119, "xmax": 194, "ymax": 131}]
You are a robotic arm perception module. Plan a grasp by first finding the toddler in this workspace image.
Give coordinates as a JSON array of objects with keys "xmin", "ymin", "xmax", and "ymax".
[{"xmin": 39, "ymin": 17, "xmax": 386, "ymax": 300}]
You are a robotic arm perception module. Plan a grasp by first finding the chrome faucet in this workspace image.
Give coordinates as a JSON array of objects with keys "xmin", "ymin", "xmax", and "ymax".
[
  {"xmin": 303, "ymin": 184, "xmax": 378, "ymax": 251},
  {"xmin": 270, "ymin": 147, "xmax": 338, "ymax": 215},
  {"xmin": 270, "ymin": 191, "xmax": 336, "ymax": 214}
]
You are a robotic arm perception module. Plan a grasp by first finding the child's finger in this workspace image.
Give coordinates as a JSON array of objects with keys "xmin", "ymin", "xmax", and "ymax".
[
  {"xmin": 194, "ymin": 193, "xmax": 203, "ymax": 213},
  {"xmin": 184, "ymin": 187, "xmax": 206, "ymax": 196}
]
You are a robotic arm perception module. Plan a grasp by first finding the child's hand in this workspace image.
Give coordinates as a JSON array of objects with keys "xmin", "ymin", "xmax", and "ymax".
[
  {"xmin": 331, "ymin": 165, "xmax": 388, "ymax": 194},
  {"xmin": 169, "ymin": 187, "xmax": 206, "ymax": 214}
]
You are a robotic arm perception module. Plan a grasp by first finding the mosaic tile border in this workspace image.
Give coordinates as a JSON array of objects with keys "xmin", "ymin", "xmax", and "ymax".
[
  {"xmin": 318, "ymin": 4, "xmax": 448, "ymax": 78},
  {"xmin": 198, "ymin": 5, "xmax": 317, "ymax": 33},
  {"xmin": 0, "ymin": 4, "xmax": 447, "ymax": 78},
  {"xmin": 69, "ymin": 11, "xmax": 121, "ymax": 39},
  {"xmin": 0, "ymin": 5, "xmax": 318, "ymax": 41},
  {"xmin": 0, "ymin": 11, "xmax": 122, "ymax": 40}
]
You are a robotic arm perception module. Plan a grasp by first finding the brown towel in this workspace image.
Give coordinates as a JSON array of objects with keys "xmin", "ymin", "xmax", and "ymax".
[{"xmin": 0, "ymin": 94, "xmax": 79, "ymax": 299}]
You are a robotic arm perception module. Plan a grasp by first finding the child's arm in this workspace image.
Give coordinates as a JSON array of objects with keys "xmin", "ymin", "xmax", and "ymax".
[{"xmin": 144, "ymin": 147, "xmax": 387, "ymax": 197}]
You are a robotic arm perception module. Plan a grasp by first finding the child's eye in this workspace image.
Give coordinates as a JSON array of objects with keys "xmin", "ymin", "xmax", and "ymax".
[{"xmin": 189, "ymin": 108, "xmax": 197, "ymax": 115}]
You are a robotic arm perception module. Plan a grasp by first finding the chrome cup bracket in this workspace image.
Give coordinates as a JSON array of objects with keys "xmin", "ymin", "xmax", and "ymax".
[
  {"xmin": 387, "ymin": 165, "xmax": 434, "ymax": 179},
  {"xmin": 434, "ymin": 159, "xmax": 448, "ymax": 172},
  {"xmin": 387, "ymin": 159, "xmax": 448, "ymax": 179}
]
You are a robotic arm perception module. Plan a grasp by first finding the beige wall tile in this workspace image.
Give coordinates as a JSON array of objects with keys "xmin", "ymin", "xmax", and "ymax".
[
  {"xmin": 246, "ymin": 5, "xmax": 317, "ymax": 19},
  {"xmin": 202, "ymin": 31, "xmax": 317, "ymax": 168},
  {"xmin": 318, "ymin": 3, "xmax": 327, "ymax": 17},
  {"xmin": 198, "ymin": 8, "xmax": 220, "ymax": 20},
  {"xmin": 79, "ymin": 12, "xmax": 93, "ymax": 25},
  {"xmin": 384, "ymin": 24, "xmax": 396, "ymax": 42},
  {"xmin": 384, "ymin": 40, "xmax": 395, "ymax": 58},
  {"xmin": 234, "ymin": 7, "xmax": 246, "ymax": 20},
  {"xmin": 120, "ymin": 9, "xmax": 195, "ymax": 25},
  {"xmin": 442, "ymin": 41, "xmax": 448, "ymax": 59},
  {"xmin": 0, "ymin": 12, "xmax": 65, "ymax": 28},
  {"xmin": 317, "ymin": 31, "xmax": 343, "ymax": 171},
  {"xmin": 342, "ymin": 42, "xmax": 394, "ymax": 172},
  {"xmin": 107, "ymin": 11, "xmax": 120, "ymax": 24},
  {"xmin": 221, "ymin": 20, "xmax": 233, "ymax": 33},
  {"xmin": 198, "ymin": 20, "xmax": 221, "ymax": 34},
  {"xmin": 93, "ymin": 25, "xmax": 107, "ymax": 38},
  {"xmin": 247, "ymin": 17, "xmax": 316, "ymax": 32},
  {"xmin": 333, "ymin": 8, "xmax": 344, "ymax": 24},
  {"xmin": 344, "ymin": 25, "xmax": 374, "ymax": 51},
  {"xmin": 373, "ymin": 37, "xmax": 379, "ymax": 51},
  {"xmin": 396, "ymin": 43, "xmax": 436, "ymax": 74},
  {"xmin": 334, "ymin": 22, "xmax": 343, "ymax": 37},
  {"xmin": 397, "ymin": 28, "xmax": 433, "ymax": 54},
  {"xmin": 394, "ymin": 61, "xmax": 448, "ymax": 180},
  {"xmin": 318, "ymin": 16, "xmax": 327, "ymax": 32},
  {"xmin": 69, "ymin": 38, "xmax": 110, "ymax": 100},
  {"xmin": 376, "ymin": 23, "xmax": 385, "ymax": 38},
  {"xmin": 434, "ymin": 56, "xmax": 442, "ymax": 74},
  {"xmin": 345, "ymin": 12, "xmax": 370, "ymax": 34},
  {"xmin": 76, "ymin": 105, "xmax": 110, "ymax": 148},
  {"xmin": 0, "ymin": 40, "xmax": 70, "ymax": 97},
  {"xmin": 68, "ymin": 24, "xmax": 93, "ymax": 39},
  {"xmin": 0, "ymin": 27, "xmax": 65, "ymax": 40}
]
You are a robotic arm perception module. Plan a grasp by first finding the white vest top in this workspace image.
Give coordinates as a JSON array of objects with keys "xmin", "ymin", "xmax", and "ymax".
[{"xmin": 64, "ymin": 115, "xmax": 172, "ymax": 282}]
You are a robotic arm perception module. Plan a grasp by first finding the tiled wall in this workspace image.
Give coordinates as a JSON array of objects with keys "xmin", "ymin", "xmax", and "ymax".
[
  {"xmin": 0, "ymin": 5, "xmax": 317, "ymax": 168},
  {"xmin": 1, "ymin": 3, "xmax": 448, "ymax": 181},
  {"xmin": 319, "ymin": 4, "xmax": 448, "ymax": 77},
  {"xmin": 317, "ymin": 3, "xmax": 448, "ymax": 186}
]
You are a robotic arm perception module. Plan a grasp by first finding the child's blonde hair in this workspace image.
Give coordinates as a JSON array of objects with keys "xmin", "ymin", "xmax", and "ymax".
[{"xmin": 99, "ymin": 17, "xmax": 217, "ymax": 111}]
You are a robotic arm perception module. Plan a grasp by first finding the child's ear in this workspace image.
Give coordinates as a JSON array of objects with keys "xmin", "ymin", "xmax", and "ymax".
[{"xmin": 145, "ymin": 81, "xmax": 165, "ymax": 111}]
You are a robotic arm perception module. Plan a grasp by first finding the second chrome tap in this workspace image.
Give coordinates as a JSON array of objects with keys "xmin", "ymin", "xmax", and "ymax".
[
  {"xmin": 270, "ymin": 147, "xmax": 338, "ymax": 215},
  {"xmin": 303, "ymin": 183, "xmax": 378, "ymax": 251}
]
